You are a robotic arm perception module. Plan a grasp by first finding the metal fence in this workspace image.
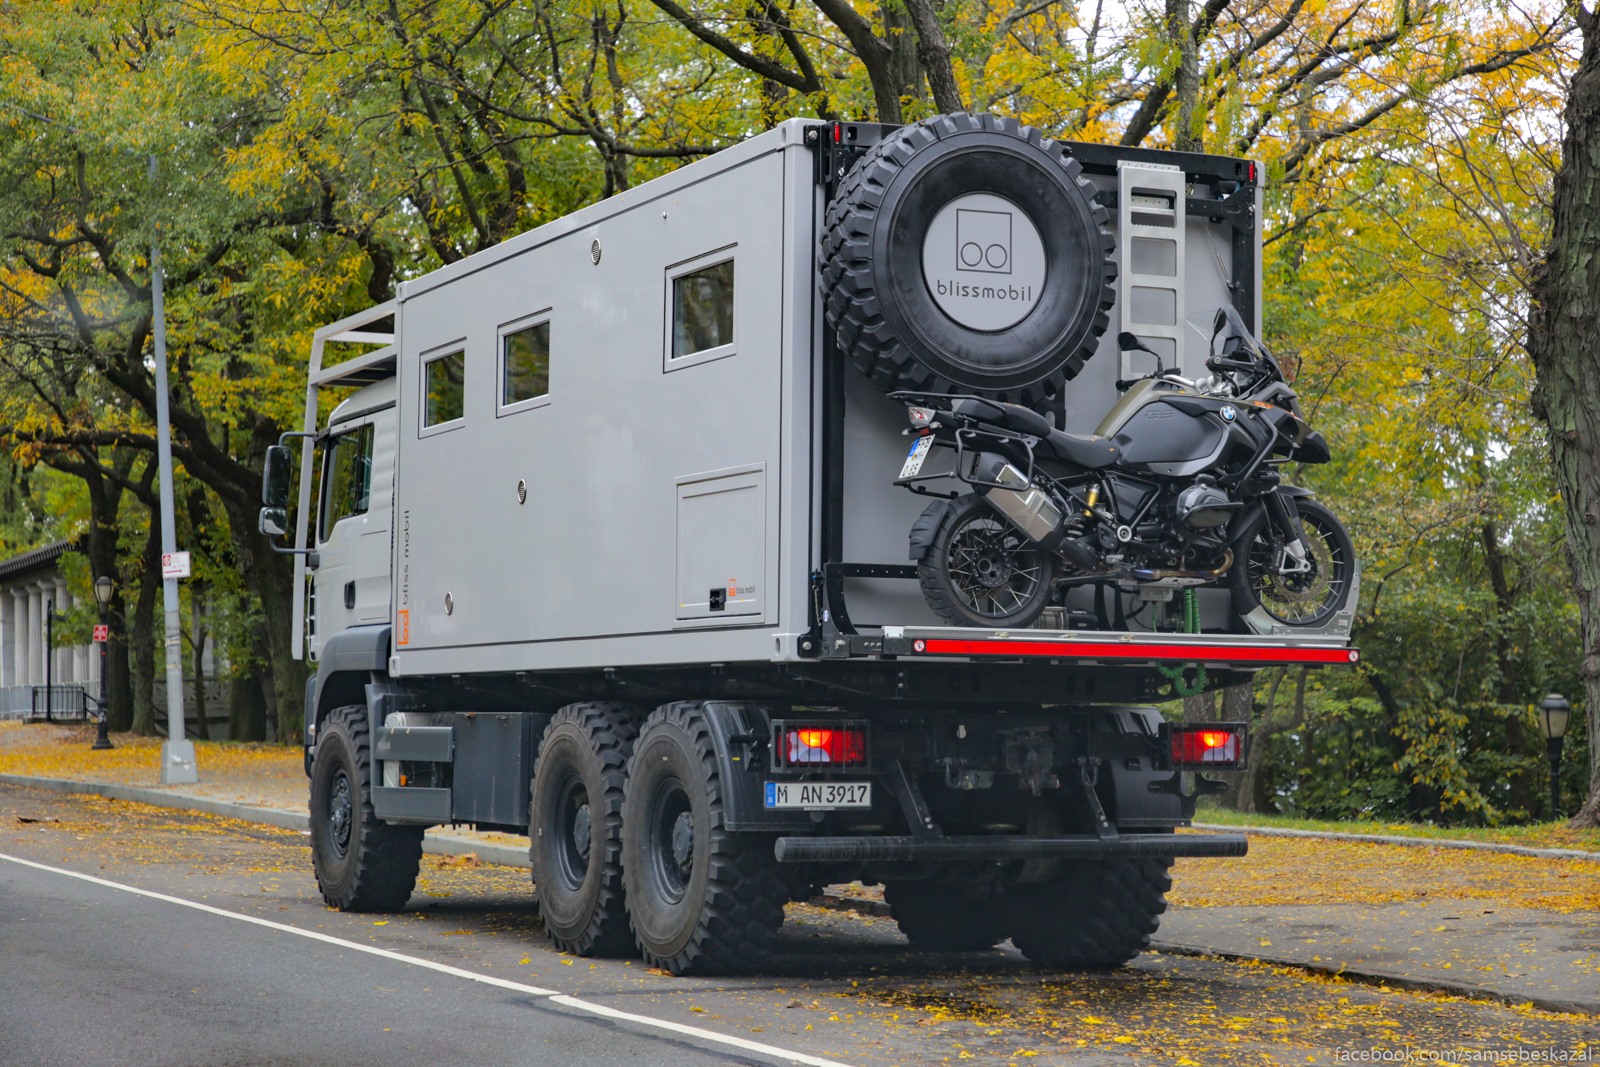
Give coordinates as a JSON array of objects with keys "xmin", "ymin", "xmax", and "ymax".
[{"xmin": 26, "ymin": 684, "xmax": 88, "ymax": 723}]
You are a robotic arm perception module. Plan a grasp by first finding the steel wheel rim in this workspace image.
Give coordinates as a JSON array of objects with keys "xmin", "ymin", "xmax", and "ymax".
[
  {"xmin": 551, "ymin": 772, "xmax": 592, "ymax": 892},
  {"xmin": 645, "ymin": 776, "xmax": 693, "ymax": 905},
  {"xmin": 1248, "ymin": 511, "xmax": 1347, "ymax": 624},
  {"xmin": 328, "ymin": 769, "xmax": 353, "ymax": 859},
  {"xmin": 947, "ymin": 513, "xmax": 1044, "ymax": 619}
]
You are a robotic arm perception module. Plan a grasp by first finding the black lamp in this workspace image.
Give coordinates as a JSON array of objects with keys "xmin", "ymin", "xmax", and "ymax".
[
  {"xmin": 91, "ymin": 577, "xmax": 114, "ymax": 751},
  {"xmin": 1538, "ymin": 693, "xmax": 1571, "ymax": 817}
]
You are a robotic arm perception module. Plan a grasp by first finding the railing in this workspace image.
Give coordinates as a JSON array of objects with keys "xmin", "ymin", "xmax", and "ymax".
[{"xmin": 26, "ymin": 684, "xmax": 89, "ymax": 723}]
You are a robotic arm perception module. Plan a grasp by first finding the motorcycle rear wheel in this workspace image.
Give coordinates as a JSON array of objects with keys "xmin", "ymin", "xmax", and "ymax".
[
  {"xmin": 1230, "ymin": 497, "xmax": 1354, "ymax": 628},
  {"xmin": 918, "ymin": 494, "xmax": 1057, "ymax": 628}
]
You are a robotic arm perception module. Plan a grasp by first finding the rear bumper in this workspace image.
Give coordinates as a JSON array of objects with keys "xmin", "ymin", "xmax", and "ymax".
[{"xmin": 773, "ymin": 831, "xmax": 1247, "ymax": 864}]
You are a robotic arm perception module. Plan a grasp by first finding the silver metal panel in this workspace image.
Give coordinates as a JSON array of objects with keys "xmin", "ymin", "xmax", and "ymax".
[
  {"xmin": 676, "ymin": 466, "xmax": 765, "ymax": 620},
  {"xmin": 391, "ymin": 137, "xmax": 794, "ymax": 669}
]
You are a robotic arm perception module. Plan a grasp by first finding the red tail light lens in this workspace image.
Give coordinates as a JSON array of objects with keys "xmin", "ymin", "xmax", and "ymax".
[
  {"xmin": 1169, "ymin": 723, "xmax": 1245, "ymax": 767},
  {"xmin": 777, "ymin": 724, "xmax": 868, "ymax": 767}
]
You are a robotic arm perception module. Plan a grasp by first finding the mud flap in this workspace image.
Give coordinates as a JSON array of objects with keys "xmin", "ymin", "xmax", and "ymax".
[{"xmin": 908, "ymin": 497, "xmax": 957, "ymax": 562}]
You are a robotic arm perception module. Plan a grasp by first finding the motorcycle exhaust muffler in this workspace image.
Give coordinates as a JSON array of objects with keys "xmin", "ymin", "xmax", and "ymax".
[{"xmin": 971, "ymin": 456, "xmax": 1101, "ymax": 571}]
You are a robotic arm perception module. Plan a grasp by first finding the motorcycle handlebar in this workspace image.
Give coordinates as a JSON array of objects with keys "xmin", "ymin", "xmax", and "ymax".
[{"xmin": 1207, "ymin": 355, "xmax": 1256, "ymax": 373}]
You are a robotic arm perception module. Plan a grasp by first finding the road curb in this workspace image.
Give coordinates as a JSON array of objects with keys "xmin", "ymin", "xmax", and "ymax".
[
  {"xmin": 1192, "ymin": 822, "xmax": 1600, "ymax": 863},
  {"xmin": 1148, "ymin": 939, "xmax": 1598, "ymax": 1018}
]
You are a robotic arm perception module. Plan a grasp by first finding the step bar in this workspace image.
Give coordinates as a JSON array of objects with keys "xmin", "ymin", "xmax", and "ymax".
[{"xmin": 773, "ymin": 831, "xmax": 1248, "ymax": 864}]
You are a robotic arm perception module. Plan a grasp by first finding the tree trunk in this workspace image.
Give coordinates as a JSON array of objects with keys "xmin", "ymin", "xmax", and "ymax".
[
  {"xmin": 190, "ymin": 585, "xmax": 209, "ymax": 741},
  {"xmin": 1528, "ymin": 7, "xmax": 1600, "ymax": 829},
  {"xmin": 228, "ymin": 668, "xmax": 267, "ymax": 743},
  {"xmin": 902, "ymin": 0, "xmax": 964, "ymax": 114},
  {"xmin": 1166, "ymin": 0, "xmax": 1201, "ymax": 150},
  {"xmin": 225, "ymin": 495, "xmax": 304, "ymax": 744},
  {"xmin": 130, "ymin": 512, "xmax": 161, "ymax": 736}
]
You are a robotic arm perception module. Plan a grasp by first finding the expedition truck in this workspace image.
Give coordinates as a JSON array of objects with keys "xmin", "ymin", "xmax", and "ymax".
[{"xmin": 259, "ymin": 112, "xmax": 1359, "ymax": 976}]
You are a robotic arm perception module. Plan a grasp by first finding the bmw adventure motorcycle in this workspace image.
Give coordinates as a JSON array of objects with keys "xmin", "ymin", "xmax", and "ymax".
[{"xmin": 895, "ymin": 306, "xmax": 1355, "ymax": 634}]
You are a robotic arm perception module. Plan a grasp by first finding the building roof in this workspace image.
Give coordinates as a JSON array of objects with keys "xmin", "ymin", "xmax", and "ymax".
[{"xmin": 0, "ymin": 540, "xmax": 73, "ymax": 583}]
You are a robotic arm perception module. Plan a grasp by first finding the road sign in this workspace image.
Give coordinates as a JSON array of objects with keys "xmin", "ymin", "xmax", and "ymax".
[
  {"xmin": 161, "ymin": 551, "xmax": 191, "ymax": 579},
  {"xmin": 92, "ymin": 624, "xmax": 109, "ymax": 643}
]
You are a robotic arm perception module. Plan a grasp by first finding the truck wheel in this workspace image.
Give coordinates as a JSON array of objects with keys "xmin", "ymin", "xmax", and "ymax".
[
  {"xmin": 884, "ymin": 880, "xmax": 1007, "ymax": 950},
  {"xmin": 1008, "ymin": 858, "xmax": 1172, "ymax": 969},
  {"xmin": 530, "ymin": 702, "xmax": 639, "ymax": 957},
  {"xmin": 621, "ymin": 701, "xmax": 788, "ymax": 975},
  {"xmin": 820, "ymin": 111, "xmax": 1115, "ymax": 412},
  {"xmin": 309, "ymin": 704, "xmax": 424, "ymax": 912},
  {"xmin": 917, "ymin": 494, "xmax": 1057, "ymax": 628}
]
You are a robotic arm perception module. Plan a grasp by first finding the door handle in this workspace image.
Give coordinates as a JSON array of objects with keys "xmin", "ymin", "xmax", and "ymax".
[{"xmin": 344, "ymin": 581, "xmax": 356, "ymax": 609}]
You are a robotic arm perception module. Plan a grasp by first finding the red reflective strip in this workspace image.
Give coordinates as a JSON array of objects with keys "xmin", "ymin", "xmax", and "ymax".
[{"xmin": 917, "ymin": 639, "xmax": 1355, "ymax": 665}]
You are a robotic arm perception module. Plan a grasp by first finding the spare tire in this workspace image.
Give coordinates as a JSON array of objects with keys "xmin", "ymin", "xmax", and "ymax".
[{"xmin": 820, "ymin": 112, "xmax": 1115, "ymax": 412}]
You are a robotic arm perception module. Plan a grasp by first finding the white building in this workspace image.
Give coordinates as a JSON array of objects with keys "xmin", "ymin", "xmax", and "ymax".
[{"xmin": 0, "ymin": 540, "xmax": 97, "ymax": 720}]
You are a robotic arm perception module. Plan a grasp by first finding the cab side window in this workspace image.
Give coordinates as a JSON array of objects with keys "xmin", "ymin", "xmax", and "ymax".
[{"xmin": 319, "ymin": 424, "xmax": 375, "ymax": 542}]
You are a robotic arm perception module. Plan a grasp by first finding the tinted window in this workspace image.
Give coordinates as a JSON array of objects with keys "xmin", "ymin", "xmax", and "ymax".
[
  {"xmin": 671, "ymin": 260, "xmax": 734, "ymax": 358},
  {"xmin": 424, "ymin": 350, "xmax": 465, "ymax": 426},
  {"xmin": 503, "ymin": 321, "xmax": 550, "ymax": 406},
  {"xmin": 319, "ymin": 424, "xmax": 374, "ymax": 542}
]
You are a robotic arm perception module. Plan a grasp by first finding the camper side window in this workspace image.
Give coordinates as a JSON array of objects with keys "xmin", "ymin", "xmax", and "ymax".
[
  {"xmin": 499, "ymin": 316, "xmax": 551, "ymax": 412},
  {"xmin": 319, "ymin": 424, "xmax": 374, "ymax": 542},
  {"xmin": 423, "ymin": 349, "xmax": 466, "ymax": 427},
  {"xmin": 670, "ymin": 258, "xmax": 734, "ymax": 362}
]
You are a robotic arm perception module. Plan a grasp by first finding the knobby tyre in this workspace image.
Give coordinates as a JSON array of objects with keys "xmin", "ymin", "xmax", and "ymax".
[
  {"xmin": 621, "ymin": 701, "xmax": 788, "ymax": 975},
  {"xmin": 530, "ymin": 702, "xmax": 640, "ymax": 957},
  {"xmin": 819, "ymin": 112, "xmax": 1115, "ymax": 413},
  {"xmin": 1230, "ymin": 497, "xmax": 1354, "ymax": 628},
  {"xmin": 1008, "ymin": 858, "xmax": 1172, "ymax": 969},
  {"xmin": 309, "ymin": 704, "xmax": 424, "ymax": 912},
  {"xmin": 884, "ymin": 880, "xmax": 1008, "ymax": 950},
  {"xmin": 917, "ymin": 493, "xmax": 1057, "ymax": 628}
]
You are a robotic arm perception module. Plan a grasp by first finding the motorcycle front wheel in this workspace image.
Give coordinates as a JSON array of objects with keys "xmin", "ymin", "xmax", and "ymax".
[
  {"xmin": 1230, "ymin": 497, "xmax": 1354, "ymax": 628},
  {"xmin": 918, "ymin": 494, "xmax": 1057, "ymax": 628}
]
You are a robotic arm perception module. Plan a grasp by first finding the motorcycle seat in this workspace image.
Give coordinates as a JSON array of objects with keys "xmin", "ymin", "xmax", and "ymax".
[
  {"xmin": 1041, "ymin": 429, "xmax": 1121, "ymax": 469},
  {"xmin": 950, "ymin": 398, "xmax": 1120, "ymax": 469}
]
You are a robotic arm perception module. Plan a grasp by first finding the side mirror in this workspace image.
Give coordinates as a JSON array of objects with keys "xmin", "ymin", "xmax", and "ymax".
[
  {"xmin": 259, "ymin": 507, "xmax": 288, "ymax": 538},
  {"xmin": 262, "ymin": 444, "xmax": 293, "ymax": 508}
]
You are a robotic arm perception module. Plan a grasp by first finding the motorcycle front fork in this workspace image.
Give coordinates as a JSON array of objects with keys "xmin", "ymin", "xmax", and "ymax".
[{"xmin": 1265, "ymin": 492, "xmax": 1313, "ymax": 575}]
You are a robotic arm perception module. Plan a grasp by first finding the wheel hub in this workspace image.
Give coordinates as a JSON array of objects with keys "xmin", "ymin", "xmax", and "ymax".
[
  {"xmin": 973, "ymin": 551, "xmax": 1013, "ymax": 588},
  {"xmin": 670, "ymin": 811, "xmax": 694, "ymax": 870},
  {"xmin": 572, "ymin": 803, "xmax": 592, "ymax": 861},
  {"xmin": 329, "ymin": 771, "xmax": 353, "ymax": 857}
]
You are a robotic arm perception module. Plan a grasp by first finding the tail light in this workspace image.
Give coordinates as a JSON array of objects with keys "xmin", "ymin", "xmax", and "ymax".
[
  {"xmin": 1167, "ymin": 723, "xmax": 1246, "ymax": 768},
  {"xmin": 906, "ymin": 406, "xmax": 936, "ymax": 429},
  {"xmin": 772, "ymin": 720, "xmax": 869, "ymax": 768}
]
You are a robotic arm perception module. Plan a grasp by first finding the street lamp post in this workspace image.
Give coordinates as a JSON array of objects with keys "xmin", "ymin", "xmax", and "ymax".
[
  {"xmin": 92, "ymin": 576, "xmax": 114, "ymax": 751},
  {"xmin": 1538, "ymin": 693, "xmax": 1572, "ymax": 817}
]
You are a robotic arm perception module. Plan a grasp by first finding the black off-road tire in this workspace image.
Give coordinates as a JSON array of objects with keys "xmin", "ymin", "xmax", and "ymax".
[
  {"xmin": 621, "ymin": 701, "xmax": 788, "ymax": 975},
  {"xmin": 885, "ymin": 880, "xmax": 1008, "ymax": 951},
  {"xmin": 916, "ymin": 493, "xmax": 1058, "ymax": 628},
  {"xmin": 820, "ymin": 111, "xmax": 1115, "ymax": 412},
  {"xmin": 1007, "ymin": 858, "xmax": 1172, "ymax": 969},
  {"xmin": 530, "ymin": 702, "xmax": 639, "ymax": 957},
  {"xmin": 1230, "ymin": 497, "xmax": 1355, "ymax": 629},
  {"xmin": 309, "ymin": 704, "xmax": 424, "ymax": 912}
]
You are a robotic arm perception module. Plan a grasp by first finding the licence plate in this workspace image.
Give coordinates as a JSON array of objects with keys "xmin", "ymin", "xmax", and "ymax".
[
  {"xmin": 764, "ymin": 781, "xmax": 872, "ymax": 810},
  {"xmin": 898, "ymin": 435, "xmax": 934, "ymax": 480}
]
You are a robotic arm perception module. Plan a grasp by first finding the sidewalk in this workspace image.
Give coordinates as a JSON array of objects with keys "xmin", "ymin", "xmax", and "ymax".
[{"xmin": 2, "ymin": 724, "xmax": 1595, "ymax": 1016}]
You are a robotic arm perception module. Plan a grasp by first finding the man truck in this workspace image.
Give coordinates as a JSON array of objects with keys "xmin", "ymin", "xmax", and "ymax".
[{"xmin": 259, "ymin": 112, "xmax": 1358, "ymax": 976}]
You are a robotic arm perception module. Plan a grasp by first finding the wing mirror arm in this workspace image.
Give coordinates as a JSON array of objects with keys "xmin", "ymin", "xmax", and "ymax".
[{"xmin": 259, "ymin": 431, "xmax": 320, "ymax": 564}]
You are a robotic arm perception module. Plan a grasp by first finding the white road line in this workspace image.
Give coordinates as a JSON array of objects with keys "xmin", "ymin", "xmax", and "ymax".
[{"xmin": 0, "ymin": 851, "xmax": 854, "ymax": 1067}]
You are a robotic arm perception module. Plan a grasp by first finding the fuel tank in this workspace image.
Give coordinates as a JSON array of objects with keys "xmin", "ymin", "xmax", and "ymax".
[{"xmin": 1094, "ymin": 380, "xmax": 1243, "ymax": 477}]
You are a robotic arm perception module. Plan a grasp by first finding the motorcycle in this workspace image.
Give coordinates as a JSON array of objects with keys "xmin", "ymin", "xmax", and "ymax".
[{"xmin": 894, "ymin": 305, "xmax": 1354, "ymax": 634}]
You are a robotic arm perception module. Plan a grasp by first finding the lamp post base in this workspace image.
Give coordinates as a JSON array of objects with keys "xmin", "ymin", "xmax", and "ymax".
[
  {"xmin": 160, "ymin": 739, "xmax": 199, "ymax": 784},
  {"xmin": 91, "ymin": 718, "xmax": 114, "ymax": 751}
]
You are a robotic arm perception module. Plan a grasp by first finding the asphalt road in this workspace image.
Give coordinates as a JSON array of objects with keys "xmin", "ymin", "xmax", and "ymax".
[{"xmin": 1, "ymin": 784, "xmax": 1594, "ymax": 1067}]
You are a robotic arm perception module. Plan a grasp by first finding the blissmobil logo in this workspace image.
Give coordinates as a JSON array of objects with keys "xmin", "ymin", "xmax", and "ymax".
[{"xmin": 922, "ymin": 193, "xmax": 1046, "ymax": 331}]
